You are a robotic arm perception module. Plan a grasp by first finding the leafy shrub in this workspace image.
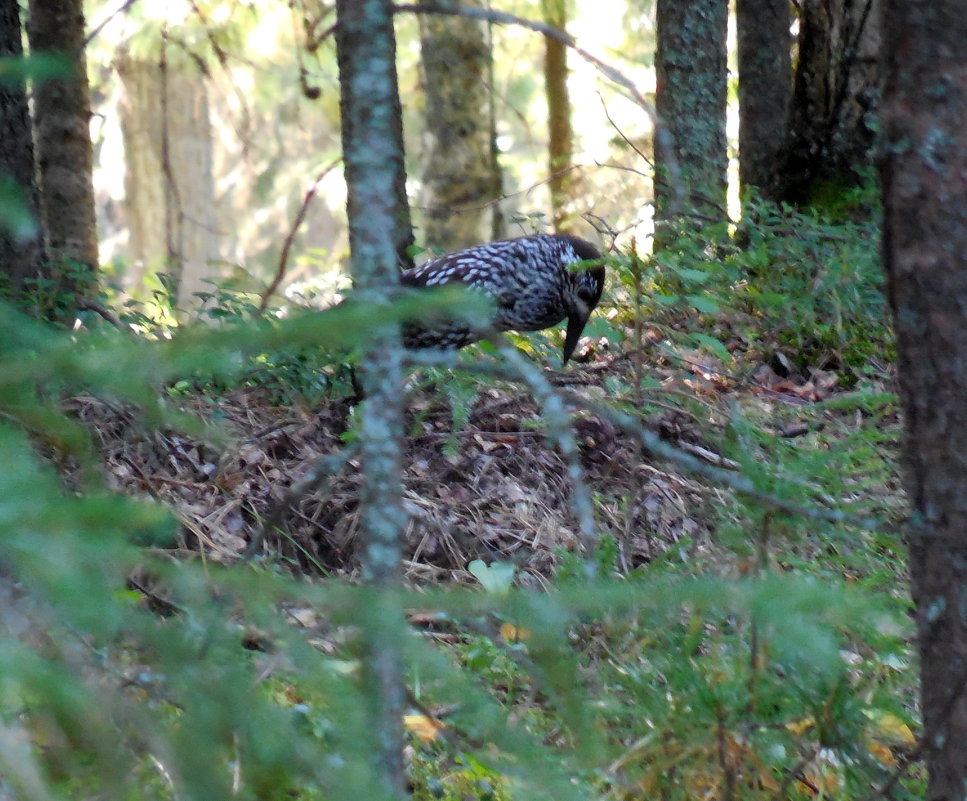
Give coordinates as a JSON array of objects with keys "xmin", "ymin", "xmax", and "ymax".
[{"xmin": 607, "ymin": 194, "xmax": 891, "ymax": 378}]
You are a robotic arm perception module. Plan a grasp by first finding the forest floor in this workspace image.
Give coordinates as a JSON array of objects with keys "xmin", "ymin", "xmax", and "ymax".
[
  {"xmin": 66, "ymin": 336, "xmax": 903, "ymax": 588},
  {"xmin": 50, "ymin": 308, "xmax": 917, "ymax": 798},
  {"xmin": 15, "ymin": 197, "xmax": 918, "ymax": 798}
]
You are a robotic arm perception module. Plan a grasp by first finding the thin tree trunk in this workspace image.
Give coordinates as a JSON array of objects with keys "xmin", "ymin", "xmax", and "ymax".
[
  {"xmin": 335, "ymin": 1, "xmax": 409, "ymax": 797},
  {"xmin": 418, "ymin": 0, "xmax": 501, "ymax": 250},
  {"xmin": 338, "ymin": 0, "xmax": 413, "ymax": 270},
  {"xmin": 735, "ymin": 0, "xmax": 791, "ymax": 200},
  {"xmin": 26, "ymin": 0, "xmax": 98, "ymax": 301},
  {"xmin": 778, "ymin": 0, "xmax": 881, "ymax": 203},
  {"xmin": 0, "ymin": 0, "xmax": 43, "ymax": 294},
  {"xmin": 881, "ymin": 2, "xmax": 967, "ymax": 798},
  {"xmin": 542, "ymin": 0, "xmax": 574, "ymax": 232},
  {"xmin": 654, "ymin": 0, "xmax": 729, "ymax": 226}
]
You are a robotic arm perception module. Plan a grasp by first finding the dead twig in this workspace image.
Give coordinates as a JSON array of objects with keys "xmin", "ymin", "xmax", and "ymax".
[
  {"xmin": 406, "ymin": 344, "xmax": 598, "ymax": 561},
  {"xmin": 257, "ymin": 159, "xmax": 342, "ymax": 316},
  {"xmin": 85, "ymin": 0, "xmax": 141, "ymax": 46},
  {"xmin": 77, "ymin": 299, "xmax": 126, "ymax": 331}
]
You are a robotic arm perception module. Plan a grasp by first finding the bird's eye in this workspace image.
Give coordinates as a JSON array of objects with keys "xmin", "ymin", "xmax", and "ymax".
[{"xmin": 577, "ymin": 286, "xmax": 597, "ymax": 303}]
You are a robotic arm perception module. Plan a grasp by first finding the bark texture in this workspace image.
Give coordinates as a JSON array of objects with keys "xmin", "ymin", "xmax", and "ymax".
[
  {"xmin": 0, "ymin": 0, "xmax": 43, "ymax": 293},
  {"xmin": 335, "ymin": 1, "xmax": 409, "ymax": 797},
  {"xmin": 116, "ymin": 50, "xmax": 219, "ymax": 309},
  {"xmin": 735, "ymin": 0, "xmax": 791, "ymax": 199},
  {"xmin": 338, "ymin": 0, "xmax": 413, "ymax": 268},
  {"xmin": 418, "ymin": 0, "xmax": 501, "ymax": 250},
  {"xmin": 779, "ymin": 0, "xmax": 881, "ymax": 202},
  {"xmin": 654, "ymin": 0, "xmax": 728, "ymax": 222},
  {"xmin": 542, "ymin": 0, "xmax": 574, "ymax": 232},
  {"xmin": 26, "ymin": 0, "xmax": 97, "ymax": 286},
  {"xmin": 880, "ymin": 2, "xmax": 967, "ymax": 798}
]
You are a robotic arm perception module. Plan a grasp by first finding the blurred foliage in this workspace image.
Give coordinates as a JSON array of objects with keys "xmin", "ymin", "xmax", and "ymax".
[
  {"xmin": 0, "ymin": 5, "xmax": 918, "ymax": 799},
  {"xmin": 0, "ymin": 193, "xmax": 920, "ymax": 799},
  {"xmin": 0, "ymin": 174, "xmax": 38, "ymax": 242},
  {"xmin": 0, "ymin": 52, "xmax": 71, "ymax": 85}
]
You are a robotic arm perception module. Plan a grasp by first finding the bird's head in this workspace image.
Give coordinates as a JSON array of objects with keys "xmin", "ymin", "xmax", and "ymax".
[{"xmin": 559, "ymin": 236, "xmax": 605, "ymax": 364}]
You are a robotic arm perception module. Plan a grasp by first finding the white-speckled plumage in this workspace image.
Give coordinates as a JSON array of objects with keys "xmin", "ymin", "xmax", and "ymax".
[{"xmin": 400, "ymin": 233, "xmax": 605, "ymax": 362}]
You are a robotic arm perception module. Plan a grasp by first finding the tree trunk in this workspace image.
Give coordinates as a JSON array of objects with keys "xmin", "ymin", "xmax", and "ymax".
[
  {"xmin": 735, "ymin": 0, "xmax": 792, "ymax": 200},
  {"xmin": 542, "ymin": 0, "xmax": 574, "ymax": 233},
  {"xmin": 880, "ymin": 2, "xmax": 967, "ymax": 798},
  {"xmin": 418, "ymin": 0, "xmax": 502, "ymax": 251},
  {"xmin": 0, "ymin": 0, "xmax": 43, "ymax": 295},
  {"xmin": 338, "ymin": 1, "xmax": 413, "ymax": 269},
  {"xmin": 778, "ymin": 0, "xmax": 882, "ymax": 203},
  {"xmin": 335, "ymin": 1, "xmax": 409, "ymax": 798},
  {"xmin": 116, "ymin": 48, "xmax": 219, "ymax": 310},
  {"xmin": 654, "ymin": 0, "xmax": 728, "ymax": 225},
  {"xmin": 116, "ymin": 54, "xmax": 165, "ymax": 297},
  {"xmin": 26, "ymin": 0, "xmax": 98, "ymax": 300}
]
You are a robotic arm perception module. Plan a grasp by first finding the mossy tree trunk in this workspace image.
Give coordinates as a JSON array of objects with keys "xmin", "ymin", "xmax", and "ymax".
[
  {"xmin": 881, "ymin": 2, "xmax": 967, "ymax": 798},
  {"xmin": 418, "ymin": 0, "xmax": 502, "ymax": 251},
  {"xmin": 335, "ymin": 0, "xmax": 409, "ymax": 797},
  {"xmin": 0, "ymin": 0, "xmax": 44, "ymax": 295},
  {"xmin": 542, "ymin": 0, "xmax": 574, "ymax": 233},
  {"xmin": 338, "ymin": 0, "xmax": 413, "ymax": 270},
  {"xmin": 735, "ymin": 0, "xmax": 791, "ymax": 200},
  {"xmin": 778, "ymin": 0, "xmax": 882, "ymax": 203},
  {"xmin": 654, "ymin": 0, "xmax": 728, "ymax": 227},
  {"xmin": 26, "ymin": 0, "xmax": 98, "ymax": 305}
]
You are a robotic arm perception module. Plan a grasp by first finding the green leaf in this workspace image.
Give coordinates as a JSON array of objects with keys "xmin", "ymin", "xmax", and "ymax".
[
  {"xmin": 691, "ymin": 332, "xmax": 731, "ymax": 362},
  {"xmin": 686, "ymin": 293, "xmax": 719, "ymax": 314},
  {"xmin": 468, "ymin": 560, "xmax": 516, "ymax": 594},
  {"xmin": 674, "ymin": 267, "xmax": 712, "ymax": 284}
]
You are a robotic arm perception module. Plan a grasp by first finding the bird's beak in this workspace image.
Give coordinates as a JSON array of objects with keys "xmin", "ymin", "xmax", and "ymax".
[{"xmin": 562, "ymin": 308, "xmax": 590, "ymax": 365}]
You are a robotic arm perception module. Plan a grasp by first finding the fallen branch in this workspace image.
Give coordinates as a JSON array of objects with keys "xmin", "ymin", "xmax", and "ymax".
[{"xmin": 565, "ymin": 391, "xmax": 879, "ymax": 530}]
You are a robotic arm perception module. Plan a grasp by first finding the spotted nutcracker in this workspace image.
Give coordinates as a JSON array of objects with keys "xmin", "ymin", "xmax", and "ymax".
[{"xmin": 400, "ymin": 233, "xmax": 605, "ymax": 363}]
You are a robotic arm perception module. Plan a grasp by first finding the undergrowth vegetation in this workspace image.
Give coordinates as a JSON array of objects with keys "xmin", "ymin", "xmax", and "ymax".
[
  {"xmin": 0, "ymin": 195, "xmax": 918, "ymax": 800},
  {"xmin": 614, "ymin": 195, "xmax": 890, "ymax": 379}
]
